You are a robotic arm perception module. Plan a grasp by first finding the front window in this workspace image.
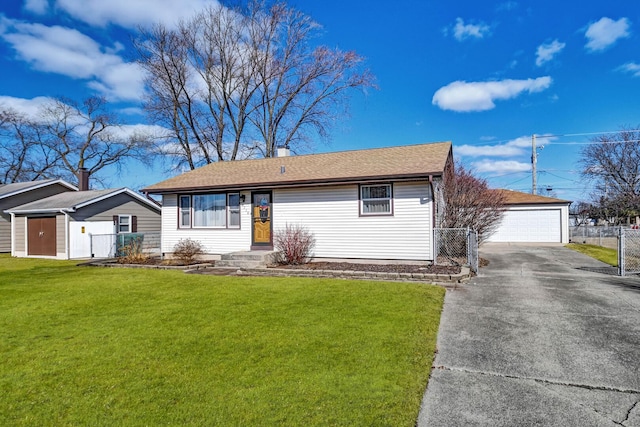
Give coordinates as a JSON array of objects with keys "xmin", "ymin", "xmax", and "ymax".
[
  {"xmin": 360, "ymin": 184, "xmax": 392, "ymax": 215},
  {"xmin": 194, "ymin": 194, "xmax": 226, "ymax": 227},
  {"xmin": 179, "ymin": 195, "xmax": 191, "ymax": 228},
  {"xmin": 227, "ymin": 193, "xmax": 240, "ymax": 228},
  {"xmin": 179, "ymin": 193, "xmax": 241, "ymax": 229}
]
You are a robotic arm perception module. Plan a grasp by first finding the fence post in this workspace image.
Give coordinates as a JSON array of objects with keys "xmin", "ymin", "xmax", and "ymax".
[{"xmin": 618, "ymin": 227, "xmax": 624, "ymax": 276}]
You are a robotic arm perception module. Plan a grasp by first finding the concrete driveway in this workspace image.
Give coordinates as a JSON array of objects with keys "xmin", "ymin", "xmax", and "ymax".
[{"xmin": 418, "ymin": 244, "xmax": 640, "ymax": 426}]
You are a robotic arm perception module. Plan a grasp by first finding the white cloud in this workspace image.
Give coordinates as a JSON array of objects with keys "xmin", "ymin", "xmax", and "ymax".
[
  {"xmin": 472, "ymin": 159, "xmax": 530, "ymax": 174},
  {"xmin": 54, "ymin": 0, "xmax": 219, "ymax": 29},
  {"xmin": 0, "ymin": 95, "xmax": 53, "ymax": 118},
  {"xmin": 24, "ymin": 0, "xmax": 49, "ymax": 14},
  {"xmin": 619, "ymin": 62, "xmax": 640, "ymax": 77},
  {"xmin": 432, "ymin": 77, "xmax": 552, "ymax": 112},
  {"xmin": 457, "ymin": 135, "xmax": 556, "ymax": 158},
  {"xmin": 452, "ymin": 18, "xmax": 490, "ymax": 41},
  {"xmin": 585, "ymin": 17, "xmax": 630, "ymax": 52},
  {"xmin": 0, "ymin": 19, "xmax": 145, "ymax": 101},
  {"xmin": 456, "ymin": 144, "xmax": 524, "ymax": 157},
  {"xmin": 536, "ymin": 39, "xmax": 565, "ymax": 66}
]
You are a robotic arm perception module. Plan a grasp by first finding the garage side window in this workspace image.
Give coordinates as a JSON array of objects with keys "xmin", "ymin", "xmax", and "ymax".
[
  {"xmin": 114, "ymin": 215, "xmax": 136, "ymax": 233},
  {"xmin": 360, "ymin": 184, "xmax": 393, "ymax": 215}
]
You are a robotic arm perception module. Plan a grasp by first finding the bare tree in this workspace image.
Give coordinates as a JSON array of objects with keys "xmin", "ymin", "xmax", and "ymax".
[
  {"xmin": 135, "ymin": 0, "xmax": 374, "ymax": 169},
  {"xmin": 569, "ymin": 201, "xmax": 594, "ymax": 226},
  {"xmin": 0, "ymin": 108, "xmax": 58, "ymax": 183},
  {"xmin": 39, "ymin": 96, "xmax": 153, "ymax": 187},
  {"xmin": 442, "ymin": 162, "xmax": 506, "ymax": 243},
  {"xmin": 580, "ymin": 127, "xmax": 640, "ymax": 224},
  {"xmin": 0, "ymin": 97, "xmax": 153, "ymax": 187}
]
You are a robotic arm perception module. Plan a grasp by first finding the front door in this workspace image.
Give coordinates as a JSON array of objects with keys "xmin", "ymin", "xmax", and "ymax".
[
  {"xmin": 252, "ymin": 192, "xmax": 272, "ymax": 248},
  {"xmin": 28, "ymin": 217, "xmax": 57, "ymax": 256}
]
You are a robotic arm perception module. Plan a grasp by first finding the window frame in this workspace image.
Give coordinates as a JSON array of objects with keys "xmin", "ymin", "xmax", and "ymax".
[
  {"xmin": 117, "ymin": 214, "xmax": 132, "ymax": 233},
  {"xmin": 178, "ymin": 193, "xmax": 242, "ymax": 229},
  {"xmin": 179, "ymin": 195, "xmax": 191, "ymax": 229},
  {"xmin": 227, "ymin": 193, "xmax": 241, "ymax": 229},
  {"xmin": 359, "ymin": 184, "xmax": 394, "ymax": 216}
]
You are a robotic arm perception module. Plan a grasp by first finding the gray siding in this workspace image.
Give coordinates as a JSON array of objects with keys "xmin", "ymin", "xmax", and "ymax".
[
  {"xmin": 56, "ymin": 214, "xmax": 65, "ymax": 255},
  {"xmin": 0, "ymin": 183, "xmax": 73, "ymax": 252},
  {"xmin": 15, "ymin": 216, "xmax": 25, "ymax": 252},
  {"xmin": 0, "ymin": 218, "xmax": 9, "ymax": 253},
  {"xmin": 71, "ymin": 193, "xmax": 161, "ymax": 232}
]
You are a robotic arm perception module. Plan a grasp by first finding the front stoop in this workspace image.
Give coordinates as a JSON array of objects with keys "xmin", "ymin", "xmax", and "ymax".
[{"xmin": 215, "ymin": 251, "xmax": 278, "ymax": 269}]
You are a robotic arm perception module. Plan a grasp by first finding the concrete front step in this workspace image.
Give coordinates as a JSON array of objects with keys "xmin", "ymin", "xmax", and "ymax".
[{"xmin": 217, "ymin": 251, "xmax": 277, "ymax": 268}]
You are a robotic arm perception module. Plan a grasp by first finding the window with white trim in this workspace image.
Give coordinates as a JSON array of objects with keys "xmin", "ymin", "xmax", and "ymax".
[
  {"xmin": 360, "ymin": 184, "xmax": 393, "ymax": 215},
  {"xmin": 179, "ymin": 195, "xmax": 191, "ymax": 228},
  {"xmin": 227, "ymin": 193, "xmax": 240, "ymax": 227},
  {"xmin": 118, "ymin": 215, "xmax": 131, "ymax": 233},
  {"xmin": 179, "ymin": 193, "xmax": 241, "ymax": 229}
]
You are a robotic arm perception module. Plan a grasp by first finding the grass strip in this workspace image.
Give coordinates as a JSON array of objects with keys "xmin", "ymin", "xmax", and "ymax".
[{"xmin": 566, "ymin": 243, "xmax": 617, "ymax": 266}]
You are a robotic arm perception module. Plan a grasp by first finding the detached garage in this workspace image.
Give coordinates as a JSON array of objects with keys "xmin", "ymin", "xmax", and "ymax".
[
  {"xmin": 6, "ymin": 188, "xmax": 161, "ymax": 259},
  {"xmin": 486, "ymin": 190, "xmax": 571, "ymax": 244}
]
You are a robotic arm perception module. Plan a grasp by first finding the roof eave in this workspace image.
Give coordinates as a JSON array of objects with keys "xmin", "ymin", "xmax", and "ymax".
[{"xmin": 142, "ymin": 172, "xmax": 444, "ymax": 194}]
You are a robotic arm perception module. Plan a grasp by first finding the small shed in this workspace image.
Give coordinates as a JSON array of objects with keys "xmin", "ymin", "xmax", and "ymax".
[
  {"xmin": 0, "ymin": 179, "xmax": 77, "ymax": 252},
  {"xmin": 486, "ymin": 190, "xmax": 571, "ymax": 244},
  {"xmin": 6, "ymin": 188, "xmax": 161, "ymax": 259}
]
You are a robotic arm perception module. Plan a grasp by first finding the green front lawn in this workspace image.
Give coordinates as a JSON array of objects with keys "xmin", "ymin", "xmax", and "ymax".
[
  {"xmin": 566, "ymin": 243, "xmax": 618, "ymax": 266},
  {"xmin": 0, "ymin": 255, "xmax": 444, "ymax": 426}
]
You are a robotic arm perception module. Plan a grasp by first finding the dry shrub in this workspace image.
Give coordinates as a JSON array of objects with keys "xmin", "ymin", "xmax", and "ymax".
[
  {"xmin": 173, "ymin": 238, "xmax": 204, "ymax": 265},
  {"xmin": 117, "ymin": 236, "xmax": 149, "ymax": 264},
  {"xmin": 274, "ymin": 224, "xmax": 315, "ymax": 265}
]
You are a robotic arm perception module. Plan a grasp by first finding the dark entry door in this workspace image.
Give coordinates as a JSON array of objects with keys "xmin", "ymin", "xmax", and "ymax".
[
  {"xmin": 252, "ymin": 192, "xmax": 272, "ymax": 248},
  {"xmin": 28, "ymin": 217, "xmax": 57, "ymax": 256}
]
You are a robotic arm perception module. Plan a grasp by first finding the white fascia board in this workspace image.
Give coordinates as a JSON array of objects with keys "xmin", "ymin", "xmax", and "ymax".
[
  {"xmin": 73, "ymin": 188, "xmax": 161, "ymax": 212},
  {"xmin": 0, "ymin": 179, "xmax": 77, "ymax": 200},
  {"xmin": 4, "ymin": 208, "xmax": 71, "ymax": 214}
]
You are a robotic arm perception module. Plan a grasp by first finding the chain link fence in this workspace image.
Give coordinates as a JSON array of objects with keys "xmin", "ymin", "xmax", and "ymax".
[
  {"xmin": 618, "ymin": 228, "xmax": 640, "ymax": 276},
  {"xmin": 434, "ymin": 228, "xmax": 479, "ymax": 273},
  {"xmin": 569, "ymin": 226, "xmax": 618, "ymax": 249},
  {"xmin": 90, "ymin": 232, "xmax": 161, "ymax": 259}
]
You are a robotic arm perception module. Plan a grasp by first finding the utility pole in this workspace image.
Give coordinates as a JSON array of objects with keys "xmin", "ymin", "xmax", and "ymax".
[{"xmin": 531, "ymin": 134, "xmax": 537, "ymax": 195}]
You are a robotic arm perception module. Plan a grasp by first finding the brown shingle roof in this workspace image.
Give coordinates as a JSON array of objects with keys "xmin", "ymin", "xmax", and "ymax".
[
  {"xmin": 143, "ymin": 142, "xmax": 452, "ymax": 193},
  {"xmin": 496, "ymin": 189, "xmax": 571, "ymax": 205}
]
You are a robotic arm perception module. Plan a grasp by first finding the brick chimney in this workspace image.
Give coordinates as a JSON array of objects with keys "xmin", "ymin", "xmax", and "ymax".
[{"xmin": 78, "ymin": 168, "xmax": 90, "ymax": 191}]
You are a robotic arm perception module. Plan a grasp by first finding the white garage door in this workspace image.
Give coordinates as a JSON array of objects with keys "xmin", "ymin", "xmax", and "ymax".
[{"xmin": 488, "ymin": 209, "xmax": 561, "ymax": 243}]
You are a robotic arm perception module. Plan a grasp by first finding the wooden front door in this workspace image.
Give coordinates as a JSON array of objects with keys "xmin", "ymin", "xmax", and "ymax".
[
  {"xmin": 252, "ymin": 192, "xmax": 272, "ymax": 248},
  {"xmin": 28, "ymin": 217, "xmax": 57, "ymax": 256}
]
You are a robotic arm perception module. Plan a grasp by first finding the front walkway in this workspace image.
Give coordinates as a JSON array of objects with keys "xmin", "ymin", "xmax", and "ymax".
[{"xmin": 418, "ymin": 244, "xmax": 640, "ymax": 426}]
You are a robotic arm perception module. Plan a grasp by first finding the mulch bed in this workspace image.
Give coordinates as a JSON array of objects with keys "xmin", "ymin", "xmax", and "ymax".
[{"xmin": 274, "ymin": 262, "xmax": 461, "ymax": 275}]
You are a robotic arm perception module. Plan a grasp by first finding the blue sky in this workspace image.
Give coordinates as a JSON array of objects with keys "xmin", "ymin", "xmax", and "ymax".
[{"xmin": 0, "ymin": 0, "xmax": 638, "ymax": 202}]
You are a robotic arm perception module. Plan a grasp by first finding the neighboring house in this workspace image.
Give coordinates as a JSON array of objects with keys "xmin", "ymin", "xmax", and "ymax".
[
  {"xmin": 142, "ymin": 142, "xmax": 453, "ymax": 261},
  {"xmin": 0, "ymin": 179, "xmax": 77, "ymax": 252},
  {"xmin": 486, "ymin": 189, "xmax": 571, "ymax": 244},
  {"xmin": 6, "ymin": 188, "xmax": 161, "ymax": 259}
]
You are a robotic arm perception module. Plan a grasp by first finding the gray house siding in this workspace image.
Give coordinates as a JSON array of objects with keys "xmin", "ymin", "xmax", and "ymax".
[
  {"xmin": 14, "ymin": 216, "xmax": 25, "ymax": 252},
  {"xmin": 0, "ymin": 220, "xmax": 9, "ymax": 253},
  {"xmin": 0, "ymin": 183, "xmax": 73, "ymax": 252},
  {"xmin": 56, "ymin": 214, "xmax": 65, "ymax": 255},
  {"xmin": 70, "ymin": 193, "xmax": 161, "ymax": 232}
]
